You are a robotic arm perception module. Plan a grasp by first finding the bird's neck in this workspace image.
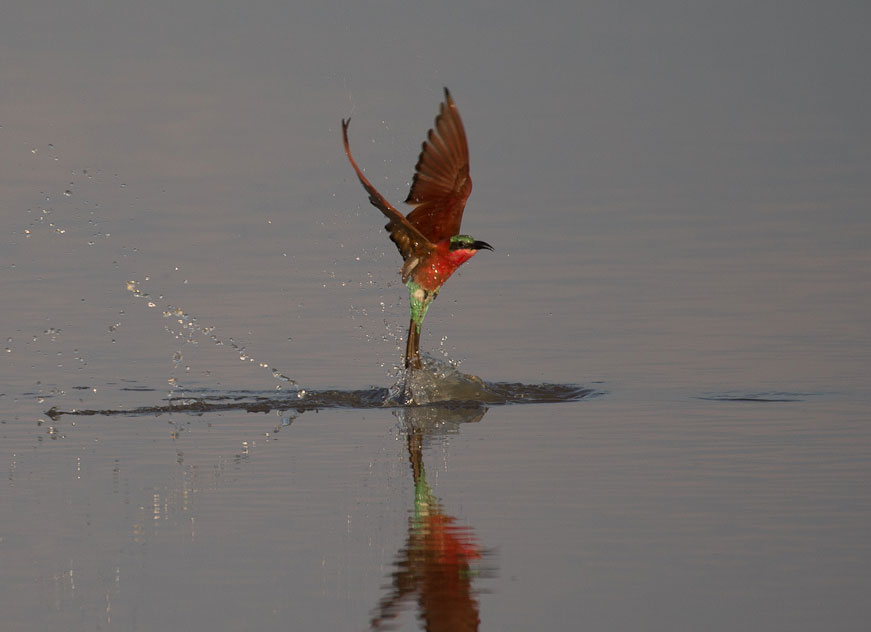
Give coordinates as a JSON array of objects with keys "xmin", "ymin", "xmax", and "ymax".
[{"xmin": 414, "ymin": 241, "xmax": 478, "ymax": 292}]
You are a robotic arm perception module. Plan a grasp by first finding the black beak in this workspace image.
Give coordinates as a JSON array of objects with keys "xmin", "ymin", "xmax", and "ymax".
[{"xmin": 473, "ymin": 240, "xmax": 494, "ymax": 251}]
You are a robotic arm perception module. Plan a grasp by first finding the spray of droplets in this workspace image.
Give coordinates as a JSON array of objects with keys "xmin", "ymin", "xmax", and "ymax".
[{"xmin": 125, "ymin": 279, "xmax": 299, "ymax": 398}]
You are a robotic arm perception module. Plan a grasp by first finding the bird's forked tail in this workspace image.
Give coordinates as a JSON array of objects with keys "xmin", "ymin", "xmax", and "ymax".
[{"xmin": 405, "ymin": 318, "xmax": 422, "ymax": 370}]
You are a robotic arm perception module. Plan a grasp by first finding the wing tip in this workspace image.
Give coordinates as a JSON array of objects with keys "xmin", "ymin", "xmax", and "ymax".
[{"xmin": 341, "ymin": 118, "xmax": 352, "ymax": 152}]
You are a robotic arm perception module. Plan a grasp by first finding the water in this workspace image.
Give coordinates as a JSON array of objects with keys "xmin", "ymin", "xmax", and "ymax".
[{"xmin": 2, "ymin": 2, "xmax": 870, "ymax": 630}]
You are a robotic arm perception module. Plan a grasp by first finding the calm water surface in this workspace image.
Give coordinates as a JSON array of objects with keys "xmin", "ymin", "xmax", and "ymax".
[{"xmin": 2, "ymin": 2, "xmax": 870, "ymax": 631}]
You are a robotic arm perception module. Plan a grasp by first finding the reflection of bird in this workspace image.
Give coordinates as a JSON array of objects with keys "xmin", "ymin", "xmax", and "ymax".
[
  {"xmin": 342, "ymin": 88, "xmax": 492, "ymax": 370},
  {"xmin": 370, "ymin": 427, "xmax": 483, "ymax": 631}
]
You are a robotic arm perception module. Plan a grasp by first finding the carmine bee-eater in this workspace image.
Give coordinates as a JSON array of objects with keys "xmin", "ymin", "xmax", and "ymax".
[{"xmin": 342, "ymin": 88, "xmax": 492, "ymax": 370}]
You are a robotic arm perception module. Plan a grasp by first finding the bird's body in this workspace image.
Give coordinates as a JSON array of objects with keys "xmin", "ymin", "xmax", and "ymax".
[{"xmin": 342, "ymin": 89, "xmax": 491, "ymax": 369}]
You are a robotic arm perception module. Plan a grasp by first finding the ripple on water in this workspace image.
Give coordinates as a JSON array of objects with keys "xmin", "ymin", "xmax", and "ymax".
[
  {"xmin": 45, "ymin": 356, "xmax": 596, "ymax": 419},
  {"xmin": 696, "ymin": 391, "xmax": 820, "ymax": 403}
]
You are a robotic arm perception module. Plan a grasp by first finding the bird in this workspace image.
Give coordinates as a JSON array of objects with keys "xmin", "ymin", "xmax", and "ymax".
[{"xmin": 342, "ymin": 88, "xmax": 492, "ymax": 370}]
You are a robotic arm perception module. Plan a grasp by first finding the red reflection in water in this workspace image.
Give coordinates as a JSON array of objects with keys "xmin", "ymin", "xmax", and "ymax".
[{"xmin": 371, "ymin": 429, "xmax": 485, "ymax": 631}]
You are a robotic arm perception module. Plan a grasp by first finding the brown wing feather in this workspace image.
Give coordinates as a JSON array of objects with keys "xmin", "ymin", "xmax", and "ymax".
[
  {"xmin": 342, "ymin": 119, "xmax": 433, "ymax": 281},
  {"xmin": 404, "ymin": 88, "xmax": 472, "ymax": 243}
]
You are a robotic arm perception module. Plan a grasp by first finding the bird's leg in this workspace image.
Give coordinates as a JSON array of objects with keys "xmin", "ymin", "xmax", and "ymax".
[{"xmin": 405, "ymin": 318, "xmax": 422, "ymax": 370}]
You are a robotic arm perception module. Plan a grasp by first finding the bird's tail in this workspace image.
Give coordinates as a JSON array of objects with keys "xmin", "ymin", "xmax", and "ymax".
[{"xmin": 405, "ymin": 318, "xmax": 422, "ymax": 370}]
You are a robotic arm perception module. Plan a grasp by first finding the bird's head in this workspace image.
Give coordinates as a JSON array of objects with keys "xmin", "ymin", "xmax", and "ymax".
[
  {"xmin": 449, "ymin": 234, "xmax": 494, "ymax": 254},
  {"xmin": 434, "ymin": 234, "xmax": 494, "ymax": 271}
]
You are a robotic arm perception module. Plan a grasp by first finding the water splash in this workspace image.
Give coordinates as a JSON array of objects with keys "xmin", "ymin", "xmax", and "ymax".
[
  {"xmin": 45, "ymin": 357, "xmax": 595, "ymax": 420},
  {"xmin": 112, "ymin": 281, "xmax": 591, "ymax": 418},
  {"xmin": 386, "ymin": 355, "xmax": 592, "ymax": 406},
  {"xmin": 387, "ymin": 356, "xmax": 501, "ymax": 405}
]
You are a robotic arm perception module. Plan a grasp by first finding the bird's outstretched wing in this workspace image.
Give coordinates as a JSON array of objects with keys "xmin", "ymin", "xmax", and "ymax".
[
  {"xmin": 404, "ymin": 88, "xmax": 472, "ymax": 243},
  {"xmin": 342, "ymin": 119, "xmax": 433, "ymax": 282}
]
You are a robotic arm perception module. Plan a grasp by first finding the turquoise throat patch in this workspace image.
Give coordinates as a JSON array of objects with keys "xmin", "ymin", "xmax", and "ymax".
[{"xmin": 407, "ymin": 280, "xmax": 437, "ymax": 332}]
